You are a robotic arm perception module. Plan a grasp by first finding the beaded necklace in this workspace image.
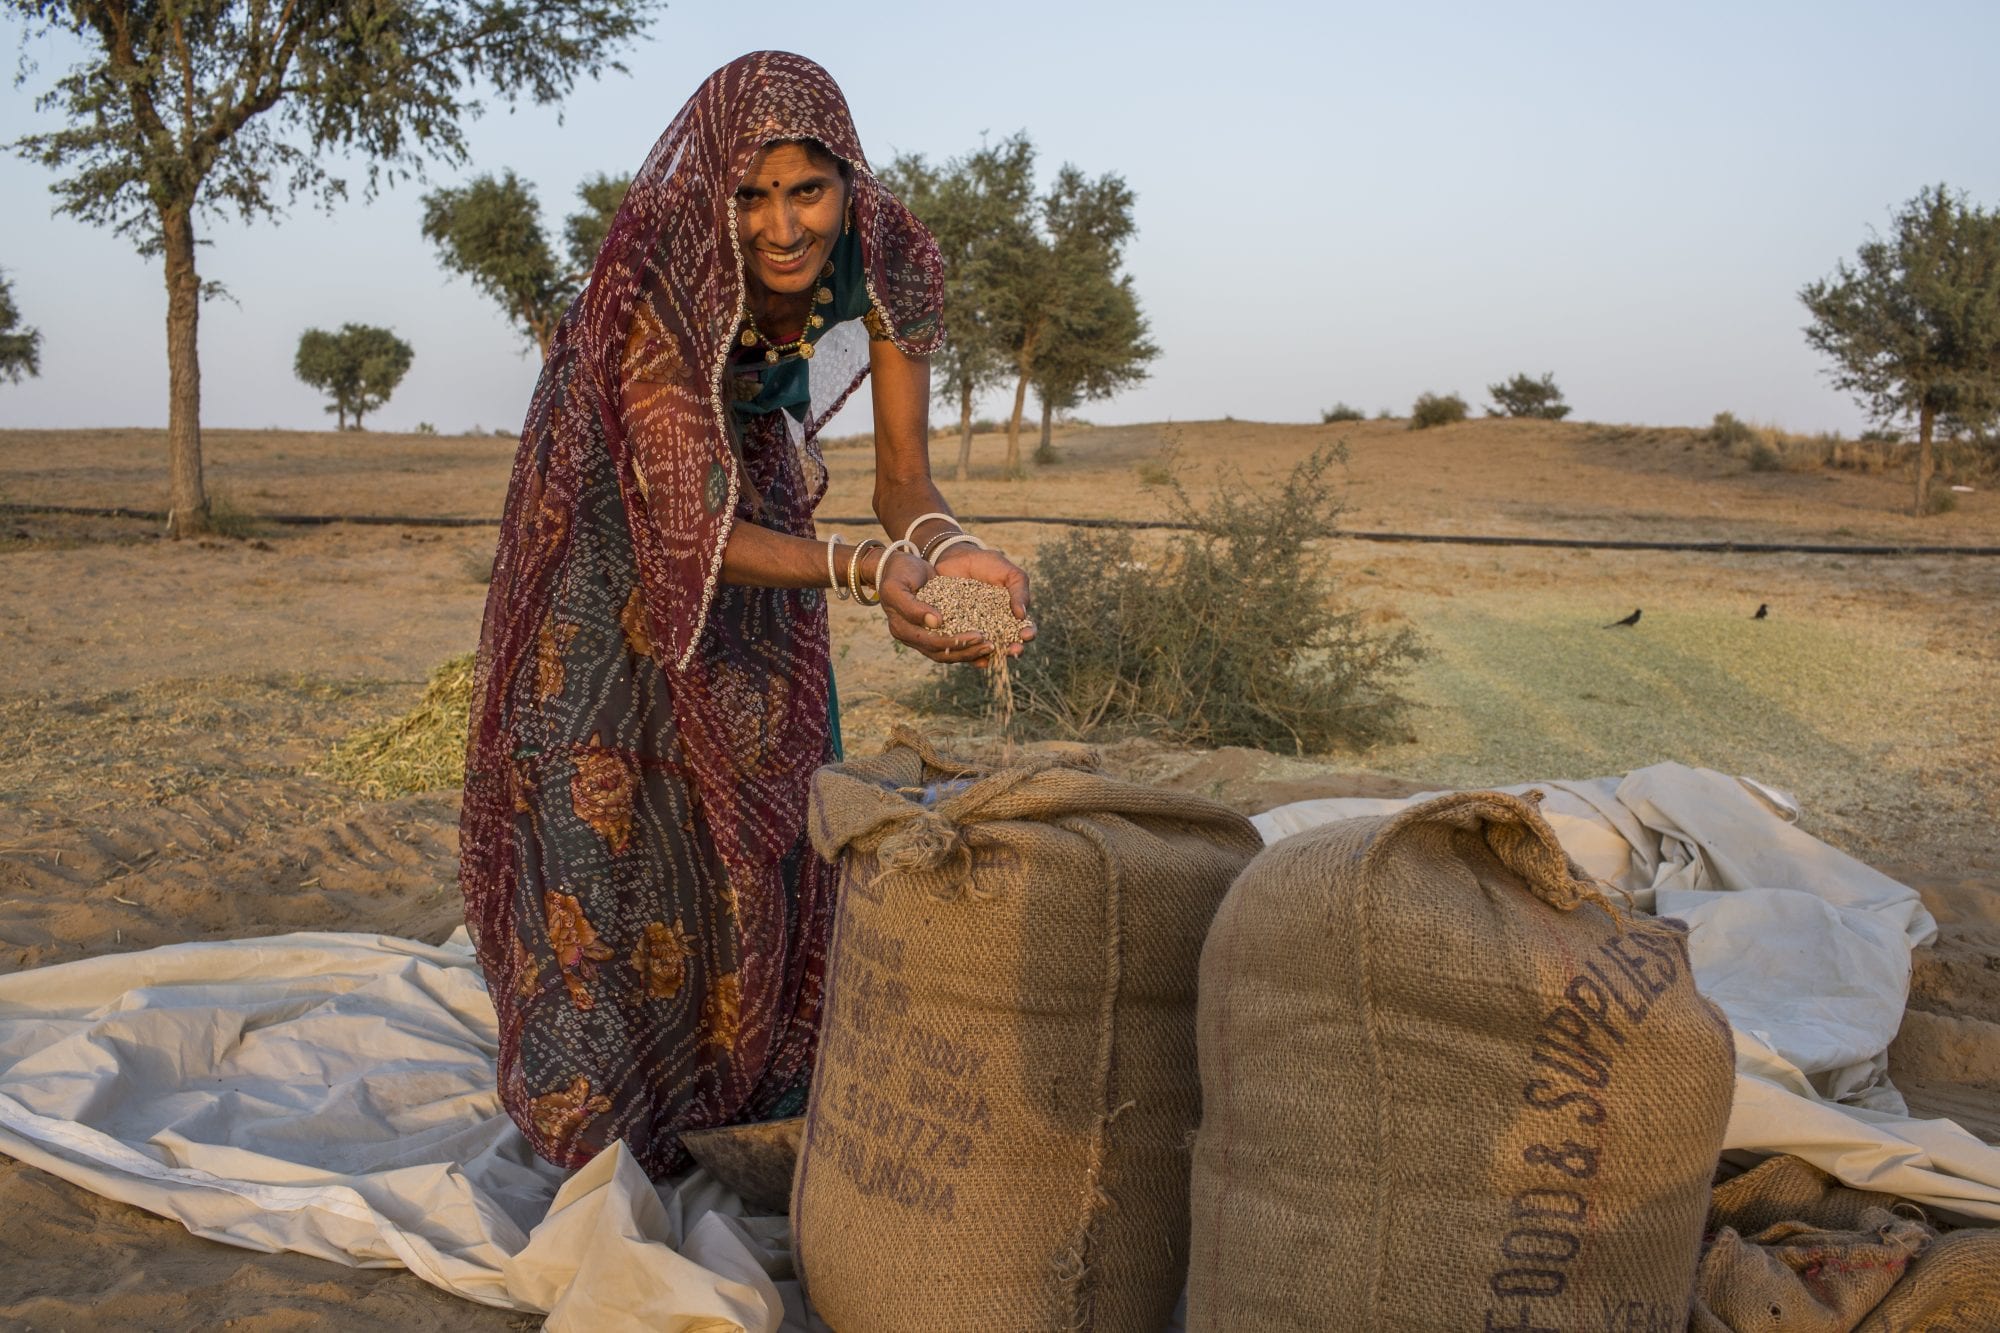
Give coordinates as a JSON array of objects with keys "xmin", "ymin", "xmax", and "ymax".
[{"xmin": 739, "ymin": 260, "xmax": 835, "ymax": 363}]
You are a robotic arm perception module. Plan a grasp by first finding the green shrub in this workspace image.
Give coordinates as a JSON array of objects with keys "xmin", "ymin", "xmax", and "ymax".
[
  {"xmin": 1409, "ymin": 391, "xmax": 1469, "ymax": 430},
  {"xmin": 1708, "ymin": 411, "xmax": 1756, "ymax": 450},
  {"xmin": 1746, "ymin": 440, "xmax": 1783, "ymax": 471},
  {"xmin": 188, "ymin": 490, "xmax": 262, "ymax": 539},
  {"xmin": 1486, "ymin": 371, "xmax": 1572, "ymax": 420},
  {"xmin": 921, "ymin": 447, "xmax": 1426, "ymax": 753},
  {"xmin": 1320, "ymin": 402, "xmax": 1365, "ymax": 423}
]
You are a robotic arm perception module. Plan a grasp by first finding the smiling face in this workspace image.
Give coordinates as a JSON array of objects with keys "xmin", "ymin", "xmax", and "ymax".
[{"xmin": 735, "ymin": 140, "xmax": 848, "ymax": 303}]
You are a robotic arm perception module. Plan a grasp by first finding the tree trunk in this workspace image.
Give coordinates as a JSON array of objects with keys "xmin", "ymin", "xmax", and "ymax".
[
  {"xmin": 335, "ymin": 403, "xmax": 348, "ymax": 431},
  {"xmin": 1034, "ymin": 395, "xmax": 1055, "ymax": 464},
  {"xmin": 1004, "ymin": 371, "xmax": 1031, "ymax": 478},
  {"xmin": 1915, "ymin": 402, "xmax": 1935, "ymax": 515},
  {"xmin": 161, "ymin": 202, "xmax": 206, "ymax": 537},
  {"xmin": 955, "ymin": 379, "xmax": 974, "ymax": 483}
]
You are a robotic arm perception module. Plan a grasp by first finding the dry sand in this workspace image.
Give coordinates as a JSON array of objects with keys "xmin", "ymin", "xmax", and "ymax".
[{"xmin": 0, "ymin": 418, "xmax": 1995, "ymax": 1329}]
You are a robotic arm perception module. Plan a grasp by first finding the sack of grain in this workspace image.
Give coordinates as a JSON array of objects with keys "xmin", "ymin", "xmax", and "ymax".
[
  {"xmin": 1690, "ymin": 1154, "xmax": 2000, "ymax": 1333},
  {"xmin": 1189, "ymin": 789, "xmax": 1736, "ymax": 1331},
  {"xmin": 794, "ymin": 728, "xmax": 1262, "ymax": 1333}
]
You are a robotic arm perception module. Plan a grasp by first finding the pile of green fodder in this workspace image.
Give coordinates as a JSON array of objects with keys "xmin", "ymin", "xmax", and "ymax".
[
  {"xmin": 325, "ymin": 653, "xmax": 476, "ymax": 798},
  {"xmin": 923, "ymin": 446, "xmax": 1427, "ymax": 754}
]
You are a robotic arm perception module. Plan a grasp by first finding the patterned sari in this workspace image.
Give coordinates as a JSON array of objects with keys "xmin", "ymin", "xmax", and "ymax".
[{"xmin": 457, "ymin": 51, "xmax": 945, "ymax": 1176}]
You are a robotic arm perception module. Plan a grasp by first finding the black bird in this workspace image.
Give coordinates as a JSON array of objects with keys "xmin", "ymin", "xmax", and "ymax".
[
  {"xmin": 1604, "ymin": 608, "xmax": 1642, "ymax": 628},
  {"xmin": 1754, "ymin": 603, "xmax": 1769, "ymax": 619}
]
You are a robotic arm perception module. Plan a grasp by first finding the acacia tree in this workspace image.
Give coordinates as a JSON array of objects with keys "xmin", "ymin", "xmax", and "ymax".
[
  {"xmin": 8, "ymin": 0, "xmax": 658, "ymax": 535},
  {"xmin": 421, "ymin": 170, "xmax": 628, "ymax": 357},
  {"xmin": 1030, "ymin": 266, "xmax": 1156, "ymax": 462},
  {"xmin": 564, "ymin": 172, "xmax": 631, "ymax": 280},
  {"xmin": 882, "ymin": 136, "xmax": 1032, "ymax": 481},
  {"xmin": 0, "ymin": 269, "xmax": 41, "ymax": 383},
  {"xmin": 295, "ymin": 323, "xmax": 413, "ymax": 429},
  {"xmin": 1486, "ymin": 371, "xmax": 1570, "ymax": 420},
  {"xmin": 991, "ymin": 164, "xmax": 1142, "ymax": 477},
  {"xmin": 1802, "ymin": 185, "xmax": 2000, "ymax": 515}
]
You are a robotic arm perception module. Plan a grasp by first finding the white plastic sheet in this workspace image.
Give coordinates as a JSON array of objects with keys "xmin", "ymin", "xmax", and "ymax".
[{"xmin": 0, "ymin": 931, "xmax": 811, "ymax": 1329}]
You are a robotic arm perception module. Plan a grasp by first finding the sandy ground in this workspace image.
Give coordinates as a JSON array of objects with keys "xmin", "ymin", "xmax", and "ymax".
[{"xmin": 0, "ymin": 418, "xmax": 1995, "ymax": 1329}]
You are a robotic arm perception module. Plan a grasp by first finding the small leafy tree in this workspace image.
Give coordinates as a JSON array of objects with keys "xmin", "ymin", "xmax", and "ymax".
[
  {"xmin": 295, "ymin": 324, "xmax": 414, "ymax": 430},
  {"xmin": 1487, "ymin": 371, "xmax": 1571, "ymax": 420},
  {"xmin": 423, "ymin": 170, "xmax": 632, "ymax": 357},
  {"xmin": 8, "ymin": 0, "xmax": 659, "ymax": 534},
  {"xmin": 564, "ymin": 173, "xmax": 632, "ymax": 280},
  {"xmin": 0, "ymin": 269, "xmax": 40, "ymax": 383},
  {"xmin": 1030, "ymin": 264, "xmax": 1157, "ymax": 463},
  {"xmin": 1321, "ymin": 403, "xmax": 1365, "ymax": 423},
  {"xmin": 989, "ymin": 162, "xmax": 1145, "ymax": 477},
  {"xmin": 883, "ymin": 137, "xmax": 1035, "ymax": 481},
  {"xmin": 1409, "ymin": 391, "xmax": 1469, "ymax": 429},
  {"xmin": 1802, "ymin": 185, "xmax": 2000, "ymax": 514}
]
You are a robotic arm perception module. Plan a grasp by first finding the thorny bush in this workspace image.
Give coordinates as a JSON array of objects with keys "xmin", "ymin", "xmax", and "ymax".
[{"xmin": 921, "ymin": 446, "xmax": 1427, "ymax": 753}]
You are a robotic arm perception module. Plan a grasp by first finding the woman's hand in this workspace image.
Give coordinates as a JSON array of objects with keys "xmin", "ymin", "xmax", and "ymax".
[
  {"xmin": 874, "ymin": 551, "xmax": 1000, "ymax": 665},
  {"xmin": 930, "ymin": 545, "xmax": 1036, "ymax": 660}
]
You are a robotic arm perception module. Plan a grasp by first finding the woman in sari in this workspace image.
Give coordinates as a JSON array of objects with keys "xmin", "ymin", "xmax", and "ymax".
[{"xmin": 458, "ymin": 51, "xmax": 1030, "ymax": 1176}]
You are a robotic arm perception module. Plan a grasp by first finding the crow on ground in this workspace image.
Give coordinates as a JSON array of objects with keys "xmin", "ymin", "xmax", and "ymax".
[
  {"xmin": 1604, "ymin": 608, "xmax": 1642, "ymax": 628},
  {"xmin": 1754, "ymin": 603, "xmax": 1769, "ymax": 619}
]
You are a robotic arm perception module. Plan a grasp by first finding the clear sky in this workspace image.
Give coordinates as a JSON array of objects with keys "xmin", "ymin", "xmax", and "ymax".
[{"xmin": 3, "ymin": 0, "xmax": 1997, "ymax": 437}]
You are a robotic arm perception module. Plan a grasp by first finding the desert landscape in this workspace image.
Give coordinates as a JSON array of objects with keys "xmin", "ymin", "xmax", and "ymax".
[{"xmin": 1, "ymin": 416, "xmax": 1996, "ymax": 1328}]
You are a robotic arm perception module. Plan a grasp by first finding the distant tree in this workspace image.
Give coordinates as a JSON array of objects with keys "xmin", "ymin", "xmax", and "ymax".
[
  {"xmin": 294, "ymin": 324, "xmax": 415, "ymax": 430},
  {"xmin": 564, "ymin": 173, "xmax": 633, "ymax": 280},
  {"xmin": 422, "ymin": 172, "xmax": 569, "ymax": 358},
  {"xmin": 990, "ymin": 163, "xmax": 1145, "ymax": 477},
  {"xmin": 1802, "ymin": 184, "xmax": 2000, "ymax": 514},
  {"xmin": 8, "ymin": 0, "xmax": 659, "ymax": 535},
  {"xmin": 1030, "ymin": 264, "xmax": 1157, "ymax": 462},
  {"xmin": 1487, "ymin": 371, "xmax": 1572, "ymax": 420},
  {"xmin": 1409, "ymin": 391, "xmax": 1469, "ymax": 429},
  {"xmin": 883, "ymin": 136, "xmax": 1034, "ymax": 481},
  {"xmin": 424, "ymin": 170, "xmax": 632, "ymax": 357},
  {"xmin": 0, "ymin": 269, "xmax": 40, "ymax": 383},
  {"xmin": 1321, "ymin": 403, "xmax": 1365, "ymax": 423}
]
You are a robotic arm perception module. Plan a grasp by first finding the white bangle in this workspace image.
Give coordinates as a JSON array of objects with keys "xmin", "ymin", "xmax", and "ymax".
[
  {"xmin": 927, "ymin": 532, "xmax": 987, "ymax": 565},
  {"xmin": 825, "ymin": 533, "xmax": 849, "ymax": 600},
  {"xmin": 883, "ymin": 537, "xmax": 922, "ymax": 567},
  {"xmin": 901, "ymin": 511, "xmax": 957, "ymax": 546}
]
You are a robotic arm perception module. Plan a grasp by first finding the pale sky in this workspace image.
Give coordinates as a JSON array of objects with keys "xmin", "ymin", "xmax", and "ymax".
[{"xmin": 3, "ymin": 0, "xmax": 1997, "ymax": 437}]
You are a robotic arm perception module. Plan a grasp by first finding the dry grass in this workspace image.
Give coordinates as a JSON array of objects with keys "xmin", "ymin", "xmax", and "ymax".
[{"xmin": 323, "ymin": 654, "xmax": 475, "ymax": 798}]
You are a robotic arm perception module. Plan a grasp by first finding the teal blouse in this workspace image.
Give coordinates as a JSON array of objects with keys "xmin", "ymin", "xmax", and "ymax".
[{"xmin": 728, "ymin": 229, "xmax": 875, "ymax": 424}]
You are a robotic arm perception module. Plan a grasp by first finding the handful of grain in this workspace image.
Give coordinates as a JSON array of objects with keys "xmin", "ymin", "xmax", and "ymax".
[{"xmin": 924, "ymin": 576, "xmax": 1024, "ymax": 650}]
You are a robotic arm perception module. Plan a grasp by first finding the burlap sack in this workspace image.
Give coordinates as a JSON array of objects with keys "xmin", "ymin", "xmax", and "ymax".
[
  {"xmin": 793, "ymin": 729, "xmax": 1262, "ymax": 1332},
  {"xmin": 1691, "ymin": 1154, "xmax": 2000, "ymax": 1332},
  {"xmin": 1692, "ymin": 1211, "xmax": 1930, "ymax": 1332},
  {"xmin": 1188, "ymin": 790, "xmax": 1737, "ymax": 1331}
]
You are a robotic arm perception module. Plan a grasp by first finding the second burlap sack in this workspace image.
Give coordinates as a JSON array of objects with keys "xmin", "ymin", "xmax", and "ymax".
[
  {"xmin": 1189, "ymin": 790, "xmax": 1737, "ymax": 1331},
  {"xmin": 794, "ymin": 729, "xmax": 1262, "ymax": 1332}
]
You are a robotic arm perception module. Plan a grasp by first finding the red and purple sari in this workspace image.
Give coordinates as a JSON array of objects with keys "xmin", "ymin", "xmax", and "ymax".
[{"xmin": 458, "ymin": 51, "xmax": 945, "ymax": 1175}]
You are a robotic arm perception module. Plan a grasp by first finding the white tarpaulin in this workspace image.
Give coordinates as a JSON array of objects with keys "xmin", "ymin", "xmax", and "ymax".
[
  {"xmin": 0, "ymin": 761, "xmax": 1993, "ymax": 1330},
  {"xmin": 0, "ymin": 931, "xmax": 810, "ymax": 1331},
  {"xmin": 1253, "ymin": 760, "xmax": 2000, "ymax": 1222}
]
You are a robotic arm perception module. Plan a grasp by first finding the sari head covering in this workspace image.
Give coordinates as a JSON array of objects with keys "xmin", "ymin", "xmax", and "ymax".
[{"xmin": 459, "ymin": 51, "xmax": 945, "ymax": 1174}]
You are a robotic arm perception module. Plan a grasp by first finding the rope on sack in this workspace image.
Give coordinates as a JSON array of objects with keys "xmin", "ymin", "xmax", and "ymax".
[{"xmin": 867, "ymin": 808, "xmax": 983, "ymax": 901}]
